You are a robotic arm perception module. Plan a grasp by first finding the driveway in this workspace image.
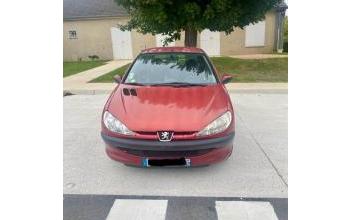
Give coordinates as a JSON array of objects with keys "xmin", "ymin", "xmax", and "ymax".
[{"xmin": 63, "ymin": 91, "xmax": 288, "ymax": 219}]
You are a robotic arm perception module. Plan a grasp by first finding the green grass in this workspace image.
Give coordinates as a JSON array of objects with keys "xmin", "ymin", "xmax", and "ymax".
[
  {"xmin": 89, "ymin": 57, "xmax": 287, "ymax": 83},
  {"xmin": 63, "ymin": 60, "xmax": 107, "ymax": 77},
  {"xmin": 211, "ymin": 57, "xmax": 287, "ymax": 82}
]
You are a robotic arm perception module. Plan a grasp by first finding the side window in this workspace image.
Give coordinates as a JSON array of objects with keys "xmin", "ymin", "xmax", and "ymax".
[
  {"xmin": 245, "ymin": 21, "xmax": 265, "ymax": 47},
  {"xmin": 68, "ymin": 30, "xmax": 77, "ymax": 39}
]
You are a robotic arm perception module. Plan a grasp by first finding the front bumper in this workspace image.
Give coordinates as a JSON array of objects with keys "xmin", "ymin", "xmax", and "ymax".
[{"xmin": 101, "ymin": 132, "xmax": 235, "ymax": 166}]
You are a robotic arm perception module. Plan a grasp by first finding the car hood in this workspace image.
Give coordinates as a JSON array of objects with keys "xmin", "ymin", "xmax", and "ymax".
[{"xmin": 107, "ymin": 84, "xmax": 231, "ymax": 132}]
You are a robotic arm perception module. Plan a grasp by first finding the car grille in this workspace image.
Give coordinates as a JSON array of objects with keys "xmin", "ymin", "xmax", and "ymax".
[
  {"xmin": 117, "ymin": 148, "xmax": 213, "ymax": 157},
  {"xmin": 134, "ymin": 131, "xmax": 197, "ymax": 140}
]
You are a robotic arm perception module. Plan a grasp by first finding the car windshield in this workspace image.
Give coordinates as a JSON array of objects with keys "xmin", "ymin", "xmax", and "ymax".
[{"xmin": 124, "ymin": 53, "xmax": 217, "ymax": 85}]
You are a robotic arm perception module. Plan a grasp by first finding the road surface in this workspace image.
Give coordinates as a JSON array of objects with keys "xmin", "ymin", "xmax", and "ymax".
[{"xmin": 64, "ymin": 91, "xmax": 288, "ymax": 220}]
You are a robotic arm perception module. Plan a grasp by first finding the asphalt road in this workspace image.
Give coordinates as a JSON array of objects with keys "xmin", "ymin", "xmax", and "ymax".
[{"xmin": 63, "ymin": 91, "xmax": 288, "ymax": 220}]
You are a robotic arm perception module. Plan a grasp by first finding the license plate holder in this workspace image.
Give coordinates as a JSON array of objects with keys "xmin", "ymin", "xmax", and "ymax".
[{"xmin": 142, "ymin": 158, "xmax": 191, "ymax": 167}]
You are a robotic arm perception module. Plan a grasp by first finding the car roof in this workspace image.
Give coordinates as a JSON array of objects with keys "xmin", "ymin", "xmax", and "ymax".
[{"xmin": 141, "ymin": 47, "xmax": 205, "ymax": 54}]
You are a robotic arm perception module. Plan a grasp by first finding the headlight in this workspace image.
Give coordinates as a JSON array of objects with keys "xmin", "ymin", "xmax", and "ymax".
[
  {"xmin": 197, "ymin": 111, "xmax": 232, "ymax": 136},
  {"xmin": 103, "ymin": 111, "xmax": 134, "ymax": 135}
]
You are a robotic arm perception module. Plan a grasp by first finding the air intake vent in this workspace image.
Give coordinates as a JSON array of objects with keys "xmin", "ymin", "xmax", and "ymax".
[
  {"xmin": 123, "ymin": 88, "xmax": 130, "ymax": 96},
  {"xmin": 130, "ymin": 88, "xmax": 137, "ymax": 96}
]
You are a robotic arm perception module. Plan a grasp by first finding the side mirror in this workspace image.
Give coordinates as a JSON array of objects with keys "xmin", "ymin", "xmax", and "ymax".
[
  {"xmin": 221, "ymin": 74, "xmax": 233, "ymax": 84},
  {"xmin": 114, "ymin": 75, "xmax": 122, "ymax": 83}
]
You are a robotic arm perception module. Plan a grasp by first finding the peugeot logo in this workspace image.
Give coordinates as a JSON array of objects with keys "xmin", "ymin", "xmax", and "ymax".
[{"xmin": 157, "ymin": 131, "xmax": 173, "ymax": 142}]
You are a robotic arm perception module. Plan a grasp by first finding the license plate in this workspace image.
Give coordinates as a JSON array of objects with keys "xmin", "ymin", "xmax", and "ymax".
[{"xmin": 142, "ymin": 158, "xmax": 191, "ymax": 167}]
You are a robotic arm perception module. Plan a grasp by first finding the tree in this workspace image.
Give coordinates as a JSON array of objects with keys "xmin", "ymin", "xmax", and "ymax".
[{"xmin": 115, "ymin": 0, "xmax": 280, "ymax": 47}]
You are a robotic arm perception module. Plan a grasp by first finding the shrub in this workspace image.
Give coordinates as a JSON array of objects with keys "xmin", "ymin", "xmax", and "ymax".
[
  {"xmin": 283, "ymin": 41, "xmax": 288, "ymax": 52},
  {"xmin": 88, "ymin": 55, "xmax": 100, "ymax": 61}
]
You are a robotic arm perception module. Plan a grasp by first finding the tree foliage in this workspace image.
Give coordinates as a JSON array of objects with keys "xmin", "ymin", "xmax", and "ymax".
[{"xmin": 115, "ymin": 0, "xmax": 280, "ymax": 46}]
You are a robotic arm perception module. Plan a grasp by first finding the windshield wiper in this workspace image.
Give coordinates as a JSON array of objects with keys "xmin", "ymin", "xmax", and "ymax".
[
  {"xmin": 149, "ymin": 82, "xmax": 207, "ymax": 87},
  {"xmin": 123, "ymin": 82, "xmax": 147, "ymax": 86}
]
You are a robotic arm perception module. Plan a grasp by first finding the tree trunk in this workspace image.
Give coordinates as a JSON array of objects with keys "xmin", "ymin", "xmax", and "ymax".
[{"xmin": 185, "ymin": 28, "xmax": 197, "ymax": 47}]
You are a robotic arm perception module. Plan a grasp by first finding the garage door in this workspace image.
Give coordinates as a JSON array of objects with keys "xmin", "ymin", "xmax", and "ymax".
[
  {"xmin": 200, "ymin": 29, "xmax": 220, "ymax": 56},
  {"xmin": 245, "ymin": 21, "xmax": 266, "ymax": 47},
  {"xmin": 111, "ymin": 27, "xmax": 133, "ymax": 60}
]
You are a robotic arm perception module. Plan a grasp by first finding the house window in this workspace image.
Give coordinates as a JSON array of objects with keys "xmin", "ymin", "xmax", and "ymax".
[
  {"xmin": 68, "ymin": 30, "xmax": 77, "ymax": 39},
  {"xmin": 245, "ymin": 21, "xmax": 266, "ymax": 47}
]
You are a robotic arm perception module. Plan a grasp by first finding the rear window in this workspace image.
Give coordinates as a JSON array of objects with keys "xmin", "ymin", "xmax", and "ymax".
[{"xmin": 124, "ymin": 53, "xmax": 217, "ymax": 85}]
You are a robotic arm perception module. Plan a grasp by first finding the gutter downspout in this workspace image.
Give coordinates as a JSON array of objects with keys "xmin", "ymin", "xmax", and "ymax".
[{"xmin": 275, "ymin": 2, "xmax": 288, "ymax": 53}]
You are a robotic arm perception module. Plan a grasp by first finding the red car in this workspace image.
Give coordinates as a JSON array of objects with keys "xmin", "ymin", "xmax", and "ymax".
[{"xmin": 101, "ymin": 47, "xmax": 235, "ymax": 167}]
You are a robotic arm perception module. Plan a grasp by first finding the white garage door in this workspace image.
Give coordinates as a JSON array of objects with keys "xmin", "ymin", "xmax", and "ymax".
[
  {"xmin": 156, "ymin": 34, "xmax": 175, "ymax": 47},
  {"xmin": 200, "ymin": 29, "xmax": 220, "ymax": 56},
  {"xmin": 245, "ymin": 21, "xmax": 266, "ymax": 47},
  {"xmin": 111, "ymin": 27, "xmax": 133, "ymax": 60}
]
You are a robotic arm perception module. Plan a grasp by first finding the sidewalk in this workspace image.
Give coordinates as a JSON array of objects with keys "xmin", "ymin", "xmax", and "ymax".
[
  {"xmin": 226, "ymin": 83, "xmax": 287, "ymax": 93},
  {"xmin": 64, "ymin": 60, "xmax": 131, "ymax": 93},
  {"xmin": 230, "ymin": 54, "xmax": 288, "ymax": 59}
]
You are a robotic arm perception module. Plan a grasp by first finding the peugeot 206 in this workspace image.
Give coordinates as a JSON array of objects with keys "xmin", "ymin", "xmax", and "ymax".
[{"xmin": 101, "ymin": 47, "xmax": 235, "ymax": 167}]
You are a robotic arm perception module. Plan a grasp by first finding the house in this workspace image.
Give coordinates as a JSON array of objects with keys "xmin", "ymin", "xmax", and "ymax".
[{"xmin": 63, "ymin": 0, "xmax": 287, "ymax": 61}]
